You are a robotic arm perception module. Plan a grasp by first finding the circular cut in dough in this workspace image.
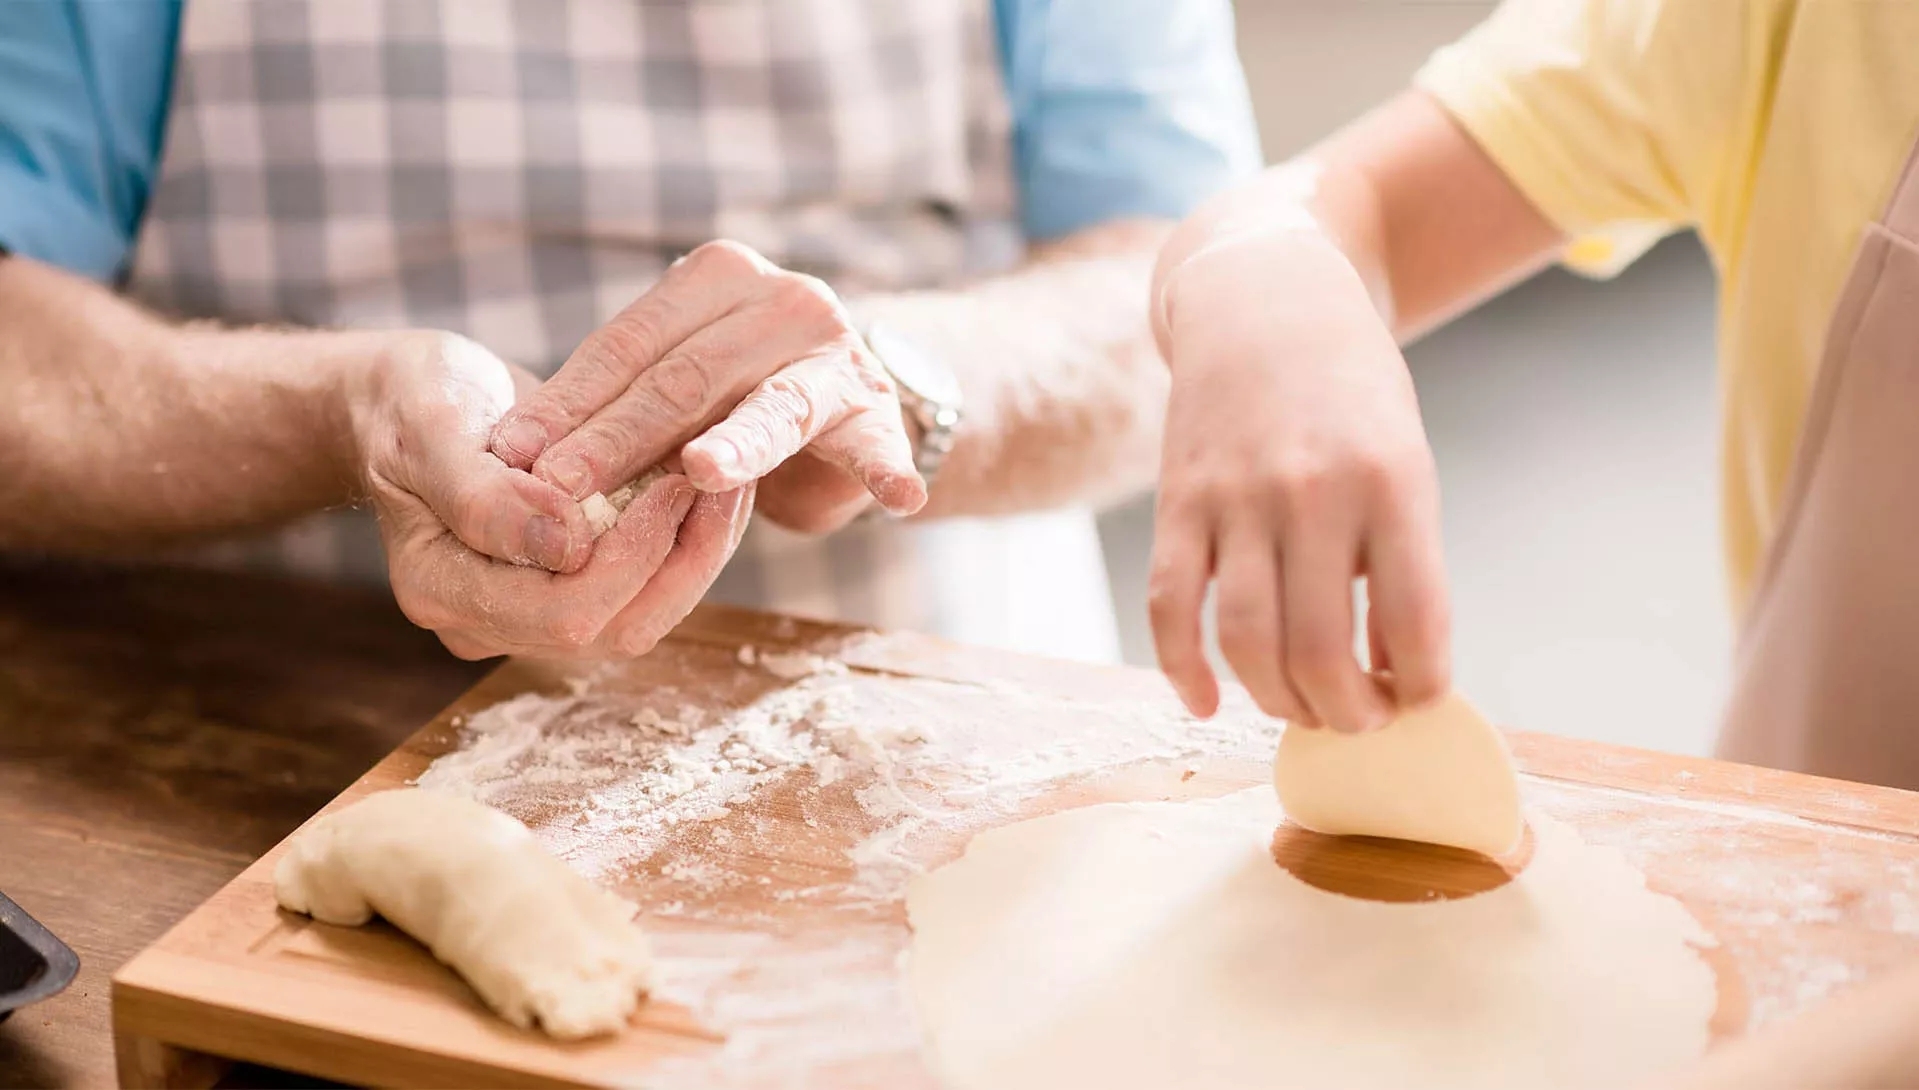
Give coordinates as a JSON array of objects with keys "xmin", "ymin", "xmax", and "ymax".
[
  {"xmin": 906, "ymin": 789, "xmax": 1716, "ymax": 1090},
  {"xmin": 1274, "ymin": 690, "xmax": 1523, "ymax": 858}
]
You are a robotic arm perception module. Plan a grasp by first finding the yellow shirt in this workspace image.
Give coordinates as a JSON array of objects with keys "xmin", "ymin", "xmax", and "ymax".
[{"xmin": 1416, "ymin": 0, "xmax": 1919, "ymax": 611}]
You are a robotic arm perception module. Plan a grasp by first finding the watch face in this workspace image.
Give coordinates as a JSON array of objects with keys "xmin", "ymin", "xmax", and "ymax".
[{"xmin": 868, "ymin": 322, "xmax": 964, "ymax": 408}]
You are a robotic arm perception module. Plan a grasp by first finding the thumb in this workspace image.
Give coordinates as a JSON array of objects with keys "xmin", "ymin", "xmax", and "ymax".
[{"xmin": 395, "ymin": 441, "xmax": 597, "ymax": 573}]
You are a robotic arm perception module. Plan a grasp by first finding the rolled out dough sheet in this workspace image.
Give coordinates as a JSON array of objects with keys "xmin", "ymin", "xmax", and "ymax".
[
  {"xmin": 1275, "ymin": 691, "xmax": 1524, "ymax": 857},
  {"xmin": 906, "ymin": 789, "xmax": 1716, "ymax": 1090}
]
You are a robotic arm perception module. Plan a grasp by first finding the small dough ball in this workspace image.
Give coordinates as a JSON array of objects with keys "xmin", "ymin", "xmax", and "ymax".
[{"xmin": 582, "ymin": 465, "xmax": 669, "ymax": 539}]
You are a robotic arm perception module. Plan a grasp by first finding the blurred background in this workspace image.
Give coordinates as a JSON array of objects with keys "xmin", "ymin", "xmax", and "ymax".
[{"xmin": 1097, "ymin": 1, "xmax": 1730, "ymax": 755}]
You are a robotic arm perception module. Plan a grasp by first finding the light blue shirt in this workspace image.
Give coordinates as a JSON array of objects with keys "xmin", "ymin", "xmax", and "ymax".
[{"xmin": 0, "ymin": 0, "xmax": 1261, "ymax": 282}]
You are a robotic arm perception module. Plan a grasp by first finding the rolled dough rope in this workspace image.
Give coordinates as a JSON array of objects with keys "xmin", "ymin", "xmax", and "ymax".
[
  {"xmin": 582, "ymin": 466, "xmax": 670, "ymax": 539},
  {"xmin": 273, "ymin": 789, "xmax": 655, "ymax": 1039},
  {"xmin": 1273, "ymin": 689, "xmax": 1524, "ymax": 858}
]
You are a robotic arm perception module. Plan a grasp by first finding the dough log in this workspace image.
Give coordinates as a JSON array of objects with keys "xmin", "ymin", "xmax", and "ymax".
[{"xmin": 273, "ymin": 788, "xmax": 655, "ymax": 1039}]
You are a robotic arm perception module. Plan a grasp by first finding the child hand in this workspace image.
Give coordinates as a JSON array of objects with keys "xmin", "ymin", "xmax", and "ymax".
[{"xmin": 1149, "ymin": 228, "xmax": 1451, "ymax": 730}]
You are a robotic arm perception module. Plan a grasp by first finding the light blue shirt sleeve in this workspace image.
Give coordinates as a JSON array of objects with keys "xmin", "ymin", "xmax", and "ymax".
[
  {"xmin": 996, "ymin": 0, "xmax": 1263, "ymax": 242},
  {"xmin": 0, "ymin": 1, "xmax": 181, "ymax": 281}
]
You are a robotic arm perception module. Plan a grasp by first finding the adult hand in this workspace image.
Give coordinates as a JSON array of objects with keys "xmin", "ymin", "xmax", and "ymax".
[
  {"xmin": 1147, "ymin": 231, "xmax": 1450, "ymax": 730},
  {"xmin": 487, "ymin": 240, "xmax": 927, "ymax": 536},
  {"xmin": 349, "ymin": 331, "xmax": 752, "ymax": 660}
]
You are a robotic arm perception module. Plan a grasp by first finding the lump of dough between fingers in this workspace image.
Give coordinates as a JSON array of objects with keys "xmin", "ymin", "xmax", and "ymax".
[
  {"xmin": 582, "ymin": 465, "xmax": 669, "ymax": 539},
  {"xmin": 273, "ymin": 788, "xmax": 655, "ymax": 1039}
]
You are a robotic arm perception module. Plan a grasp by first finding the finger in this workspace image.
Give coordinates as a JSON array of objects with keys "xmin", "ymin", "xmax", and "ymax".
[
  {"xmin": 1212, "ymin": 524, "xmax": 1311, "ymax": 722},
  {"xmin": 490, "ymin": 240, "xmax": 776, "ymax": 470},
  {"xmin": 389, "ymin": 475, "xmax": 698, "ymax": 655},
  {"xmin": 1366, "ymin": 602, "xmax": 1392, "ymax": 677},
  {"xmin": 1147, "ymin": 503, "xmax": 1221, "ymax": 718},
  {"xmin": 595, "ymin": 484, "xmax": 755, "ymax": 658},
  {"xmin": 678, "ymin": 353, "xmax": 850, "ymax": 491},
  {"xmin": 1282, "ymin": 532, "xmax": 1394, "ymax": 733},
  {"xmin": 1364, "ymin": 511, "xmax": 1453, "ymax": 708},
  {"xmin": 436, "ymin": 628, "xmax": 511, "ymax": 662},
  {"xmin": 393, "ymin": 446, "xmax": 596, "ymax": 574},
  {"xmin": 795, "ymin": 404, "xmax": 927, "ymax": 516},
  {"xmin": 531, "ymin": 309, "xmax": 824, "ymax": 500},
  {"xmin": 680, "ymin": 350, "xmax": 914, "ymax": 504}
]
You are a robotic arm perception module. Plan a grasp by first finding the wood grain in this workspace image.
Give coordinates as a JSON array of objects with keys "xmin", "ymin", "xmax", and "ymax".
[
  {"xmin": 0, "ymin": 560, "xmax": 486, "ymax": 1089},
  {"xmin": 111, "ymin": 609, "xmax": 1919, "ymax": 1089}
]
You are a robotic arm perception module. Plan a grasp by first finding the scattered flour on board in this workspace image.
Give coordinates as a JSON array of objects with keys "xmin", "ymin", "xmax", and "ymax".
[
  {"xmin": 413, "ymin": 640, "xmax": 1281, "ymax": 1082},
  {"xmin": 416, "ymin": 649, "xmax": 1919, "ymax": 1077},
  {"xmin": 416, "ymin": 641, "xmax": 1279, "ymax": 904}
]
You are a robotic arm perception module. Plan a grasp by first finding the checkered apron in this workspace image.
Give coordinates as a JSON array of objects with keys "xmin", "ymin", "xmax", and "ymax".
[{"xmin": 125, "ymin": 0, "xmax": 1122, "ymax": 662}]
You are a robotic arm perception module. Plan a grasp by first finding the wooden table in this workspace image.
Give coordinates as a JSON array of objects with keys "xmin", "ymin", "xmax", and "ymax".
[{"xmin": 0, "ymin": 560, "xmax": 487, "ymax": 1089}]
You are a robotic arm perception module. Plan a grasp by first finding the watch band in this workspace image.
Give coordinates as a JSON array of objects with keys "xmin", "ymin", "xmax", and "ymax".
[{"xmin": 863, "ymin": 320, "xmax": 963, "ymax": 495}]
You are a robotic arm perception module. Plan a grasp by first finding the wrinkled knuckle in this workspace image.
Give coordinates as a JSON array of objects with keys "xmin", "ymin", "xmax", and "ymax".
[
  {"xmin": 571, "ymin": 416, "xmax": 643, "ymax": 473},
  {"xmin": 645, "ymin": 359, "xmax": 717, "ymax": 419},
  {"xmin": 687, "ymin": 239, "xmax": 766, "ymax": 279},
  {"xmin": 584, "ymin": 314, "xmax": 665, "ymax": 376},
  {"xmin": 756, "ymin": 373, "xmax": 819, "ymax": 429},
  {"xmin": 775, "ymin": 274, "xmax": 843, "ymax": 324}
]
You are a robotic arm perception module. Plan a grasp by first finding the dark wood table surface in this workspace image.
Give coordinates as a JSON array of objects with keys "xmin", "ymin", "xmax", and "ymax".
[{"xmin": 0, "ymin": 560, "xmax": 488, "ymax": 1089}]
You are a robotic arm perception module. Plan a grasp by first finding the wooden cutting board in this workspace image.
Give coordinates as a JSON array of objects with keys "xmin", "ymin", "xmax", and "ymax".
[{"xmin": 111, "ymin": 607, "xmax": 1919, "ymax": 1088}]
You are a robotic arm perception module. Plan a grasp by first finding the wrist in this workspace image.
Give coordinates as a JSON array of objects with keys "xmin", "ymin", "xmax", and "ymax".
[{"xmin": 1158, "ymin": 223, "xmax": 1378, "ymax": 366}]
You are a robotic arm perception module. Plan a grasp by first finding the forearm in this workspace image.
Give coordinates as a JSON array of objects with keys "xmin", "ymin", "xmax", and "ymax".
[
  {"xmin": 851, "ymin": 219, "xmax": 1174, "ymax": 519},
  {"xmin": 1156, "ymin": 91, "xmax": 1563, "ymax": 350},
  {"xmin": 0, "ymin": 256, "xmax": 388, "ymax": 553}
]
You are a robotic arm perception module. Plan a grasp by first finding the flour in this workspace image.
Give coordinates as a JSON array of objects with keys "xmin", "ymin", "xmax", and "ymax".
[
  {"xmin": 419, "ymin": 651, "xmax": 1280, "ymax": 906},
  {"xmin": 414, "ymin": 645, "xmax": 1282, "ymax": 1082},
  {"xmin": 1749, "ymin": 955, "xmax": 1864, "ymax": 1027},
  {"xmin": 413, "ymin": 652, "xmax": 1919, "ymax": 1084}
]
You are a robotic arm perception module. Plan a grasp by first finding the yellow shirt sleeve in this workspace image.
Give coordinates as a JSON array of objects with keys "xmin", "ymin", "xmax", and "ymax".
[{"xmin": 1415, "ymin": 0, "xmax": 1771, "ymax": 277}]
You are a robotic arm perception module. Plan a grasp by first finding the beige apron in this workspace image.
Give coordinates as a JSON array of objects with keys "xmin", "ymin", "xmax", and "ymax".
[{"xmin": 1718, "ymin": 135, "xmax": 1919, "ymax": 789}]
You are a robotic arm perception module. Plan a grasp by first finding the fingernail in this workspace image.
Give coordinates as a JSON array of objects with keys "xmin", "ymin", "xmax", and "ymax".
[
  {"xmin": 523, "ymin": 516, "xmax": 571, "ymax": 570},
  {"xmin": 496, "ymin": 418, "xmax": 548, "ymax": 462},
  {"xmin": 544, "ymin": 454, "xmax": 592, "ymax": 499}
]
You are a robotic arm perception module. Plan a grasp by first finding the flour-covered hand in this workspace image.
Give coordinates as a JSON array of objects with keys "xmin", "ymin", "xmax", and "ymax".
[{"xmin": 488, "ymin": 240, "xmax": 925, "ymax": 535}]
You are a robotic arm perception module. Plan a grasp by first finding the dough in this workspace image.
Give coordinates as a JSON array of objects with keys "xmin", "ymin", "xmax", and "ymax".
[
  {"xmin": 582, "ymin": 466, "xmax": 671, "ymax": 539},
  {"xmin": 274, "ymin": 788, "xmax": 655, "ymax": 1039},
  {"xmin": 906, "ymin": 789, "xmax": 1715, "ymax": 1090},
  {"xmin": 1275, "ymin": 690, "xmax": 1524, "ymax": 857}
]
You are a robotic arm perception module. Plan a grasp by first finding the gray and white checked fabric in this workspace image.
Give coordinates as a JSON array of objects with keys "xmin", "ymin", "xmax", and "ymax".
[{"xmin": 125, "ymin": 0, "xmax": 1122, "ymax": 660}]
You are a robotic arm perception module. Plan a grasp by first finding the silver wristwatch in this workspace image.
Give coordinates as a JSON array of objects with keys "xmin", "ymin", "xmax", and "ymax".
[{"xmin": 864, "ymin": 321, "xmax": 963, "ymax": 491}]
